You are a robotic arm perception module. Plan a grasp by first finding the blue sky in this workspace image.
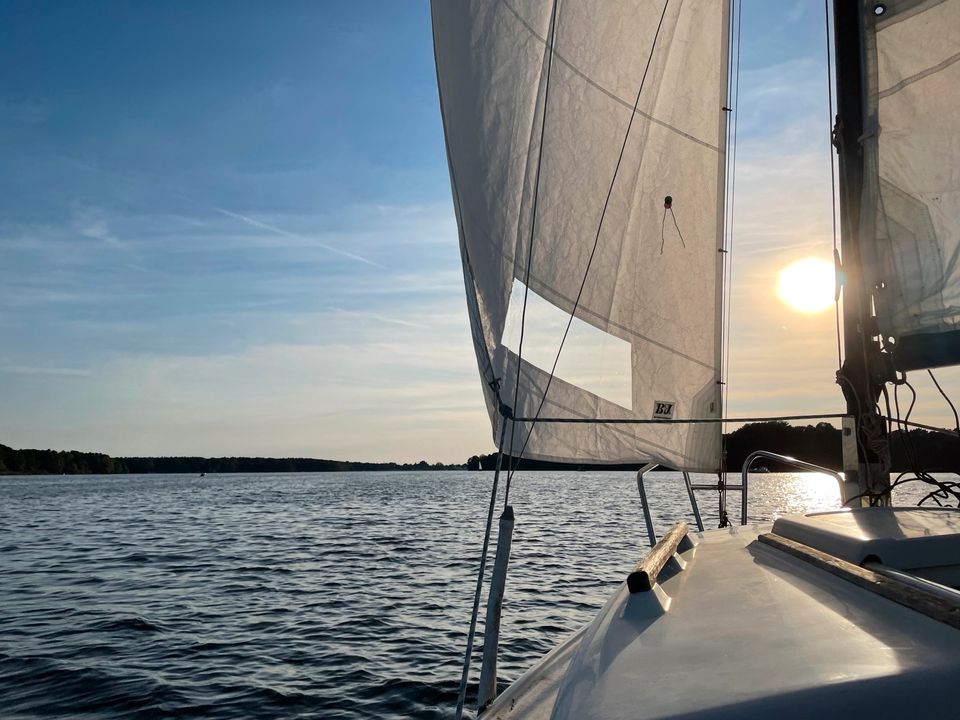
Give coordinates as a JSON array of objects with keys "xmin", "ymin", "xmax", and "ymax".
[{"xmin": 2, "ymin": 2, "xmax": 957, "ymax": 462}]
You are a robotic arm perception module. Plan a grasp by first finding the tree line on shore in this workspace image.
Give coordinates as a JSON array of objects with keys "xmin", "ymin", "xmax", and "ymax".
[
  {"xmin": 3, "ymin": 422, "xmax": 959, "ymax": 475},
  {"xmin": 0, "ymin": 444, "xmax": 462, "ymax": 475}
]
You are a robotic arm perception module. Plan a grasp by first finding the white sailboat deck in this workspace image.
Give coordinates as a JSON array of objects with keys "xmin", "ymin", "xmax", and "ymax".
[{"xmin": 483, "ymin": 508, "xmax": 960, "ymax": 719}]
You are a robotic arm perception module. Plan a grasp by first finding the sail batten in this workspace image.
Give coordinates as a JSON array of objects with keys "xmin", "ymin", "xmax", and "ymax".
[{"xmin": 433, "ymin": 0, "xmax": 730, "ymax": 471}]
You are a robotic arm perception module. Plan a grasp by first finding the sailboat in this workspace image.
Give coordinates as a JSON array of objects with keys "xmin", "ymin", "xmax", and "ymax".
[{"xmin": 433, "ymin": 0, "xmax": 960, "ymax": 717}]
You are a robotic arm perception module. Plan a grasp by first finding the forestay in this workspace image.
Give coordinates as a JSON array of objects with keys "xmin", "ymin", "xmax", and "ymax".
[
  {"xmin": 860, "ymin": 0, "xmax": 960, "ymax": 371},
  {"xmin": 433, "ymin": 0, "xmax": 730, "ymax": 471}
]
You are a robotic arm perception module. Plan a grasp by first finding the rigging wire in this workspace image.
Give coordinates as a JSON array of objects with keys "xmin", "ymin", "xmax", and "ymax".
[
  {"xmin": 719, "ymin": 0, "xmax": 743, "ymax": 513},
  {"xmin": 882, "ymin": 382, "xmax": 960, "ymax": 509},
  {"xmin": 892, "ymin": 378, "xmax": 923, "ymax": 479},
  {"xmin": 901, "ymin": 378, "xmax": 919, "ymax": 457},
  {"xmin": 721, "ymin": 0, "xmax": 742, "ymax": 435},
  {"xmin": 824, "ymin": 0, "xmax": 843, "ymax": 372},
  {"xmin": 845, "ymin": 471, "xmax": 960, "ymax": 508},
  {"xmin": 504, "ymin": 0, "xmax": 561, "ymax": 504},
  {"xmin": 880, "ymin": 414, "xmax": 960, "ymax": 438},
  {"xmin": 927, "ymin": 368, "xmax": 960, "ymax": 438},
  {"xmin": 857, "ymin": 375, "xmax": 960, "ymax": 509},
  {"xmin": 504, "ymin": 0, "xmax": 674, "ymax": 489},
  {"xmin": 436, "ymin": 4, "xmax": 554, "ymax": 711},
  {"xmin": 888, "ymin": 383, "xmax": 919, "ymax": 481},
  {"xmin": 453, "ymin": 423, "xmax": 509, "ymax": 720},
  {"xmin": 433, "ymin": 15, "xmax": 518, "ymax": 709},
  {"xmin": 510, "ymin": 412, "xmax": 846, "ymax": 424}
]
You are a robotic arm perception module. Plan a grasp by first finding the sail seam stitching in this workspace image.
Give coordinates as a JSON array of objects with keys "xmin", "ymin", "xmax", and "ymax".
[
  {"xmin": 877, "ymin": 50, "xmax": 960, "ymax": 99},
  {"xmin": 498, "ymin": 0, "xmax": 719, "ymax": 152}
]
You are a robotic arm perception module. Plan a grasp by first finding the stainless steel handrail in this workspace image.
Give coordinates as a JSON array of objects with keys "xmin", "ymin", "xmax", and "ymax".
[
  {"xmin": 739, "ymin": 450, "xmax": 847, "ymax": 524},
  {"xmin": 637, "ymin": 463, "xmax": 658, "ymax": 547},
  {"xmin": 638, "ymin": 452, "xmax": 846, "ymax": 539},
  {"xmin": 682, "ymin": 471, "xmax": 704, "ymax": 532},
  {"xmin": 637, "ymin": 464, "xmax": 704, "ymax": 547}
]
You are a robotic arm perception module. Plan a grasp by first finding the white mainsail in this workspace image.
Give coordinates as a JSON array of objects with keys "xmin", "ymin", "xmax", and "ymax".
[
  {"xmin": 433, "ymin": 0, "xmax": 730, "ymax": 471},
  {"xmin": 861, "ymin": 0, "xmax": 960, "ymax": 370}
]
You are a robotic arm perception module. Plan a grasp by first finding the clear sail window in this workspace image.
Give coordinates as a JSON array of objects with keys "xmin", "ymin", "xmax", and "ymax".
[{"xmin": 500, "ymin": 279, "xmax": 632, "ymax": 409}]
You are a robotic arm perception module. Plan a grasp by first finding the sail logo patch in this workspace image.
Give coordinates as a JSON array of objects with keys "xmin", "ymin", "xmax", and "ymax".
[{"xmin": 652, "ymin": 401, "xmax": 675, "ymax": 420}]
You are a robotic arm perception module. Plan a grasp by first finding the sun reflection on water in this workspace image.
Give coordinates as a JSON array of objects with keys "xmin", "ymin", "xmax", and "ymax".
[{"xmin": 747, "ymin": 472, "xmax": 843, "ymax": 520}]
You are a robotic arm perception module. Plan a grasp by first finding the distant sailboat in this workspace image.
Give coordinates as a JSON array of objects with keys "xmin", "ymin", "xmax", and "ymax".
[{"xmin": 433, "ymin": 0, "xmax": 960, "ymax": 717}]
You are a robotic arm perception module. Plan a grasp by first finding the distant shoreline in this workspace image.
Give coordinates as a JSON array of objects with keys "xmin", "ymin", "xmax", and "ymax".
[
  {"xmin": 0, "ymin": 469, "xmax": 469, "ymax": 475},
  {"xmin": 4, "ymin": 421, "xmax": 959, "ymax": 475},
  {"xmin": 0, "ymin": 444, "xmax": 465, "ymax": 475}
]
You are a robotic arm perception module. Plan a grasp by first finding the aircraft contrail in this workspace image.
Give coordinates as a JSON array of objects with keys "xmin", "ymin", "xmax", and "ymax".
[
  {"xmin": 212, "ymin": 206, "xmax": 384, "ymax": 269},
  {"xmin": 331, "ymin": 307, "xmax": 429, "ymax": 329}
]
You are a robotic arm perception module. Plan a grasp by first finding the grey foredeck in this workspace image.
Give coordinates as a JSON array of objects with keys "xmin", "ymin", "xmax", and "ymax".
[{"xmin": 483, "ymin": 511, "xmax": 960, "ymax": 720}]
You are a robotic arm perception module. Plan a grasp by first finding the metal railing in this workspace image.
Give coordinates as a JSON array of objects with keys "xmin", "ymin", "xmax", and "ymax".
[
  {"xmin": 739, "ymin": 450, "xmax": 846, "ymax": 522},
  {"xmin": 637, "ymin": 464, "xmax": 703, "ymax": 546},
  {"xmin": 637, "ymin": 452, "xmax": 846, "ymax": 544}
]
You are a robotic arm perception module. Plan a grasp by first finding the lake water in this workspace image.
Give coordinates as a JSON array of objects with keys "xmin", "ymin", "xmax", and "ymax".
[{"xmin": 0, "ymin": 471, "xmax": 934, "ymax": 719}]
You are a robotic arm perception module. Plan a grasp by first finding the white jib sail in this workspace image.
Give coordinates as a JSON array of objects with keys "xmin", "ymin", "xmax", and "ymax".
[
  {"xmin": 433, "ymin": 0, "xmax": 730, "ymax": 471},
  {"xmin": 861, "ymin": 0, "xmax": 960, "ymax": 370}
]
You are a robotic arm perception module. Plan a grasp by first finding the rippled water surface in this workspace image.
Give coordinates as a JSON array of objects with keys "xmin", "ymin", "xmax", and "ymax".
[{"xmin": 0, "ymin": 471, "xmax": 932, "ymax": 718}]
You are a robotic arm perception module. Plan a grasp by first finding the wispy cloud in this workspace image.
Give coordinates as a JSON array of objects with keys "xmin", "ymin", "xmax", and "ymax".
[
  {"xmin": 785, "ymin": 4, "xmax": 805, "ymax": 25},
  {"xmin": 0, "ymin": 330, "xmax": 488, "ymax": 461},
  {"xmin": 211, "ymin": 206, "xmax": 385, "ymax": 269},
  {"xmin": 0, "ymin": 365, "xmax": 92, "ymax": 377},
  {"xmin": 0, "ymin": 283, "xmax": 137, "ymax": 307},
  {"xmin": 73, "ymin": 206, "xmax": 127, "ymax": 251}
]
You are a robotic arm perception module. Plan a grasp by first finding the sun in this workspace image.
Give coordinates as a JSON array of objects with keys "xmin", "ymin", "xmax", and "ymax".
[{"xmin": 777, "ymin": 257, "xmax": 835, "ymax": 314}]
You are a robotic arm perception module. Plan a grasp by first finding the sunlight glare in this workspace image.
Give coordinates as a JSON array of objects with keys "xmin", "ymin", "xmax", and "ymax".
[{"xmin": 777, "ymin": 257, "xmax": 835, "ymax": 314}]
